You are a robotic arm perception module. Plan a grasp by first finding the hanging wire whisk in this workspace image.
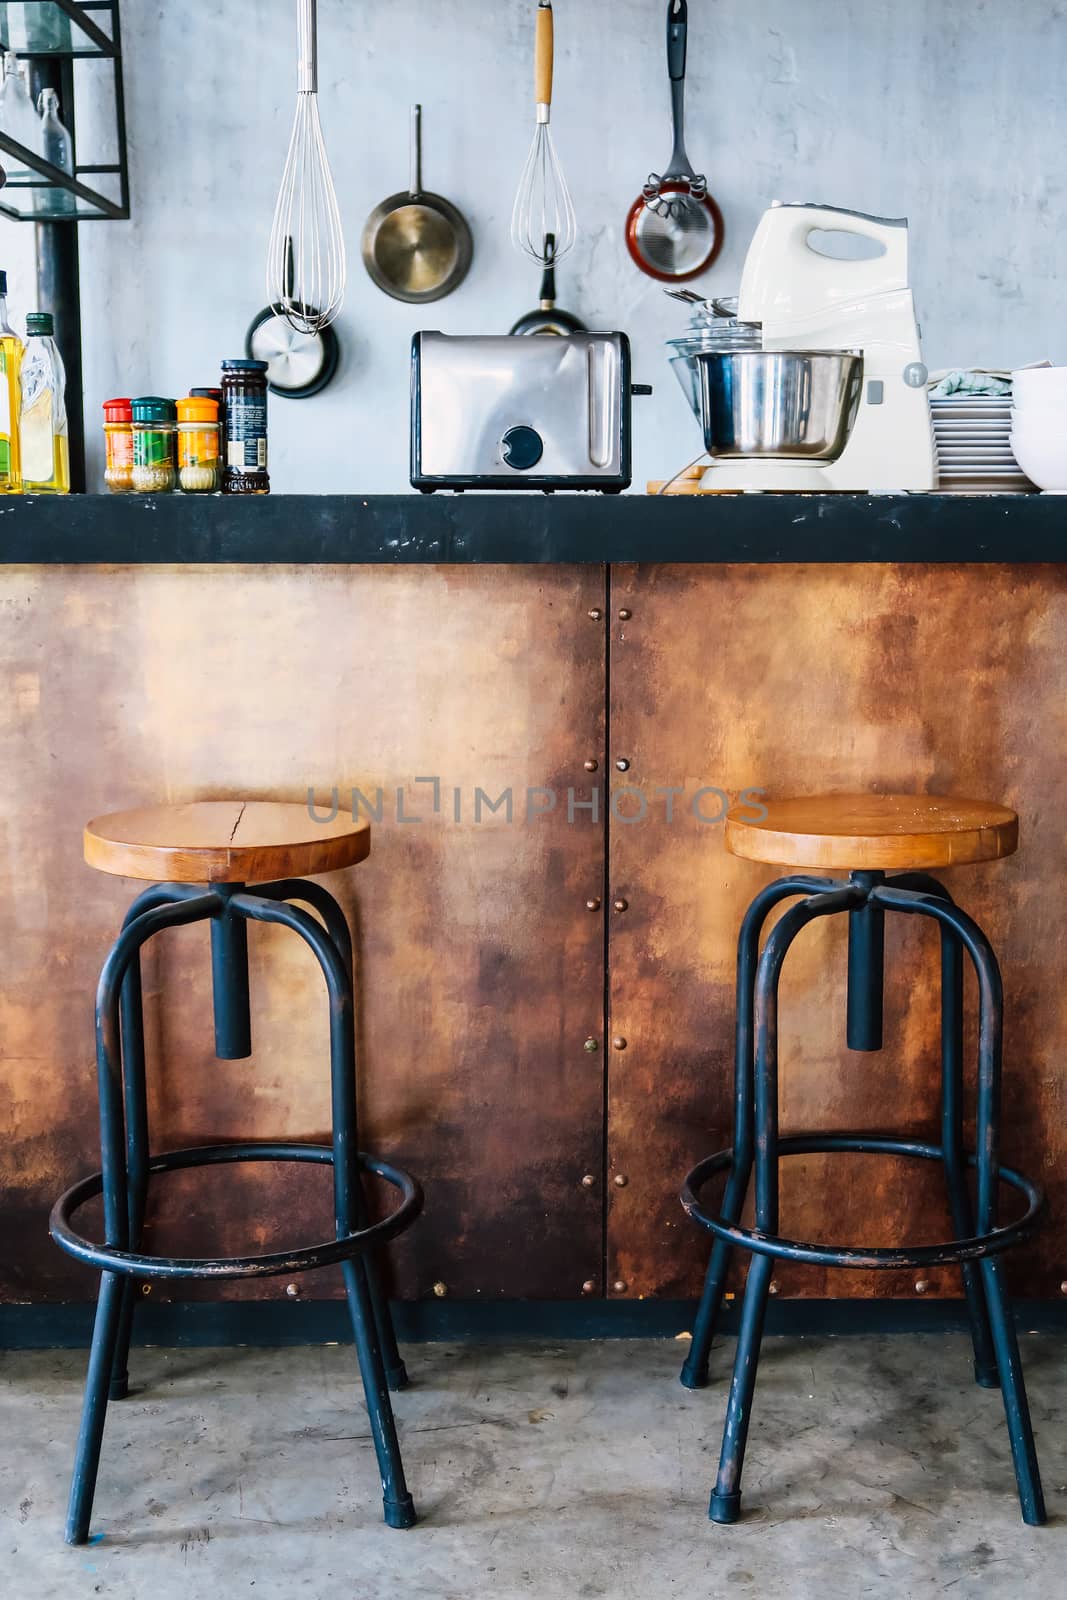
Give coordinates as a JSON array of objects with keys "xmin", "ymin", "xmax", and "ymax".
[
  {"xmin": 267, "ymin": 0, "xmax": 346, "ymax": 334},
  {"xmin": 511, "ymin": 0, "xmax": 576, "ymax": 266}
]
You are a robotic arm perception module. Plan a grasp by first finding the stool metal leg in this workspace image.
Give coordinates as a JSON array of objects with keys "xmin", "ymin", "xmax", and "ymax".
[
  {"xmin": 682, "ymin": 875, "xmax": 838, "ymax": 1391},
  {"xmin": 940, "ymin": 926, "xmax": 999, "ymax": 1387},
  {"xmin": 232, "ymin": 894, "xmax": 416, "ymax": 1530},
  {"xmin": 66, "ymin": 1272, "xmax": 126, "ymax": 1544},
  {"xmin": 965, "ymin": 913, "xmax": 1045, "ymax": 1524},
  {"xmin": 888, "ymin": 872, "xmax": 998, "ymax": 1386},
  {"xmin": 873, "ymin": 886, "xmax": 1046, "ymax": 1526},
  {"xmin": 256, "ymin": 877, "xmax": 409, "ymax": 1391},
  {"xmin": 109, "ymin": 960, "xmax": 146, "ymax": 1401},
  {"xmin": 110, "ymin": 884, "xmax": 206, "ymax": 1401},
  {"xmin": 709, "ymin": 886, "xmax": 861, "ymax": 1522},
  {"xmin": 67, "ymin": 894, "xmax": 219, "ymax": 1544}
]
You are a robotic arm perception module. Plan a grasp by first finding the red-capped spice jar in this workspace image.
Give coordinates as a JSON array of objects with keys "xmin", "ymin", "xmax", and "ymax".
[{"xmin": 102, "ymin": 397, "xmax": 134, "ymax": 493}]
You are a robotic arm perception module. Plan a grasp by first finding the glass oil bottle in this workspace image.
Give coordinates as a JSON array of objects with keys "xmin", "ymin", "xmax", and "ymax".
[{"xmin": 19, "ymin": 311, "xmax": 70, "ymax": 494}]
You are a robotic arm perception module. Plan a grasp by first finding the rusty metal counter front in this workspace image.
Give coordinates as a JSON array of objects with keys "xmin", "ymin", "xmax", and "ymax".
[{"xmin": 2, "ymin": 495, "xmax": 1065, "ymax": 1321}]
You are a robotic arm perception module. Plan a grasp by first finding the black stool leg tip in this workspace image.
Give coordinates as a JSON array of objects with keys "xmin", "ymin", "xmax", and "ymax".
[
  {"xmin": 386, "ymin": 1362, "xmax": 410, "ymax": 1392},
  {"xmin": 709, "ymin": 1491, "xmax": 742, "ymax": 1524},
  {"xmin": 108, "ymin": 1375, "xmax": 129, "ymax": 1401},
  {"xmin": 384, "ymin": 1495, "xmax": 417, "ymax": 1530},
  {"xmin": 679, "ymin": 1360, "xmax": 710, "ymax": 1391},
  {"xmin": 974, "ymin": 1362, "xmax": 1000, "ymax": 1389}
]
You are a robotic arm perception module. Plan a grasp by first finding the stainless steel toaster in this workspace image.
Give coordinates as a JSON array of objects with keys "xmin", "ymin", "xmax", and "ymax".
[{"xmin": 411, "ymin": 331, "xmax": 648, "ymax": 492}]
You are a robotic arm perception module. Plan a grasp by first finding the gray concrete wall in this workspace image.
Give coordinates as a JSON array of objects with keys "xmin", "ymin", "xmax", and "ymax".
[{"xmin": 2, "ymin": 0, "xmax": 1064, "ymax": 492}]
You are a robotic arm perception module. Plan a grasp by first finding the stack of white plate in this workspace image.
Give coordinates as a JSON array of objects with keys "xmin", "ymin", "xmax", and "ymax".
[{"xmin": 931, "ymin": 393, "xmax": 1035, "ymax": 493}]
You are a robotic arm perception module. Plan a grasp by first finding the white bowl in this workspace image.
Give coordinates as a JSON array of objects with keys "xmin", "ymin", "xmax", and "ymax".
[
  {"xmin": 1010, "ymin": 410, "xmax": 1067, "ymax": 446},
  {"xmin": 1010, "ymin": 430, "xmax": 1067, "ymax": 491},
  {"xmin": 1011, "ymin": 367, "xmax": 1067, "ymax": 408}
]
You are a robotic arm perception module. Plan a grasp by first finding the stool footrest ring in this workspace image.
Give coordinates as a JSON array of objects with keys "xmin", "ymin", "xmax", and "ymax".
[
  {"xmin": 682, "ymin": 1135, "xmax": 1044, "ymax": 1270},
  {"xmin": 50, "ymin": 1142, "xmax": 423, "ymax": 1281}
]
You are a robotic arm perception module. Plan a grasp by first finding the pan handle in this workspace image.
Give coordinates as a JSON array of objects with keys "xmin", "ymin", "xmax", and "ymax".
[
  {"xmin": 667, "ymin": 0, "xmax": 687, "ymax": 81},
  {"xmin": 409, "ymin": 103, "xmax": 423, "ymax": 198},
  {"xmin": 535, "ymin": 1, "xmax": 554, "ymax": 118}
]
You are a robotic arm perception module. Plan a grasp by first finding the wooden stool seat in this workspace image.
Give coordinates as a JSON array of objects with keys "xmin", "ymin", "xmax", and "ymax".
[
  {"xmin": 84, "ymin": 800, "xmax": 370, "ymax": 883},
  {"xmin": 725, "ymin": 792, "xmax": 1018, "ymax": 871}
]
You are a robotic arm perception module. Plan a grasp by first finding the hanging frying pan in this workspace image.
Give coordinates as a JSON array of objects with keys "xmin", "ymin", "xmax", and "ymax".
[
  {"xmin": 626, "ymin": 0, "xmax": 724, "ymax": 282},
  {"xmin": 361, "ymin": 104, "xmax": 473, "ymax": 303},
  {"xmin": 509, "ymin": 232, "xmax": 587, "ymax": 335},
  {"xmin": 245, "ymin": 236, "xmax": 340, "ymax": 398}
]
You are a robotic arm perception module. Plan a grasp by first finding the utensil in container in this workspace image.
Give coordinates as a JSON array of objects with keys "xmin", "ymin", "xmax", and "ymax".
[
  {"xmin": 267, "ymin": 0, "xmax": 346, "ymax": 334},
  {"xmin": 509, "ymin": 232, "xmax": 587, "ymax": 335},
  {"xmin": 511, "ymin": 0, "xmax": 576, "ymax": 265},
  {"xmin": 696, "ymin": 349, "xmax": 863, "ymax": 461},
  {"xmin": 626, "ymin": 0, "xmax": 723, "ymax": 282},
  {"xmin": 362, "ymin": 104, "xmax": 473, "ymax": 303}
]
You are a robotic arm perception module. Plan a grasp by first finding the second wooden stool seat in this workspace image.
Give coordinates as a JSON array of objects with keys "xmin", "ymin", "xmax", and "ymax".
[{"xmin": 725, "ymin": 791, "xmax": 1018, "ymax": 870}]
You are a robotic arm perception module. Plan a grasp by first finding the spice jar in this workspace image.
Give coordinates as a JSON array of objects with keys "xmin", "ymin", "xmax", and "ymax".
[
  {"xmin": 131, "ymin": 397, "xmax": 176, "ymax": 492},
  {"xmin": 102, "ymin": 397, "xmax": 134, "ymax": 493},
  {"xmin": 190, "ymin": 386, "xmax": 225, "ymax": 454},
  {"xmin": 221, "ymin": 359, "xmax": 269, "ymax": 495},
  {"xmin": 177, "ymin": 395, "xmax": 220, "ymax": 493}
]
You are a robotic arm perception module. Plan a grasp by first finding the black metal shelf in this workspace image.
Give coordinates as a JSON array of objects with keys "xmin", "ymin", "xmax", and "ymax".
[
  {"xmin": 0, "ymin": 0, "xmax": 128, "ymax": 220},
  {"xmin": 0, "ymin": 0, "xmax": 115, "ymax": 58}
]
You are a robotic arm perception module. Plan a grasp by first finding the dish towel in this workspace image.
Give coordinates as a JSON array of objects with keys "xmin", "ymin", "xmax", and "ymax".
[{"xmin": 928, "ymin": 369, "xmax": 1012, "ymax": 399}]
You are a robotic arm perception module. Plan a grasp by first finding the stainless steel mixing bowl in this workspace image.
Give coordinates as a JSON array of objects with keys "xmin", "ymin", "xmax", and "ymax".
[{"xmin": 695, "ymin": 349, "xmax": 863, "ymax": 460}]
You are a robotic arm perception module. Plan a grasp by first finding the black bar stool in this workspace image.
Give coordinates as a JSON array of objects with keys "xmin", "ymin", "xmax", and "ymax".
[
  {"xmin": 680, "ymin": 793, "xmax": 1046, "ymax": 1526},
  {"xmin": 51, "ymin": 801, "xmax": 422, "ymax": 1544}
]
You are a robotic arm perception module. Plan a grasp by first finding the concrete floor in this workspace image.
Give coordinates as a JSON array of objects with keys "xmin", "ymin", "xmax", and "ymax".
[{"xmin": 2, "ymin": 1335, "xmax": 1064, "ymax": 1599}]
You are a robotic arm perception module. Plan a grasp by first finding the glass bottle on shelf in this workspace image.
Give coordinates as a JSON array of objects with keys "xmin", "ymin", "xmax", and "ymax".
[
  {"xmin": 36, "ymin": 88, "xmax": 76, "ymax": 216},
  {"xmin": 19, "ymin": 312, "xmax": 70, "ymax": 494},
  {"xmin": 0, "ymin": 270, "xmax": 23, "ymax": 493},
  {"xmin": 0, "ymin": 50, "xmax": 42, "ymax": 187}
]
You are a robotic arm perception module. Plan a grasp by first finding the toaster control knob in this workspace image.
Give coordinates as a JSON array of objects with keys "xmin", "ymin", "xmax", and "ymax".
[{"xmin": 501, "ymin": 425, "xmax": 544, "ymax": 471}]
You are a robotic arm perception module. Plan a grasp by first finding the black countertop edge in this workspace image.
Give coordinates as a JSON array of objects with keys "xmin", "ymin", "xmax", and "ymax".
[{"xmin": 1, "ymin": 492, "xmax": 1065, "ymax": 564}]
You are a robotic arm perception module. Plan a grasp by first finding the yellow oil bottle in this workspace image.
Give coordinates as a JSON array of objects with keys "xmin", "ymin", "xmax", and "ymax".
[{"xmin": 0, "ymin": 271, "xmax": 22, "ymax": 492}]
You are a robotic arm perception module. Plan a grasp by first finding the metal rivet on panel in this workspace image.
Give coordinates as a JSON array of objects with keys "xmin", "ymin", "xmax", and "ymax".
[
  {"xmin": 618, "ymin": 608, "xmax": 632, "ymax": 621},
  {"xmin": 581, "ymin": 1278, "xmax": 596, "ymax": 1295},
  {"xmin": 613, "ymin": 898, "xmax": 629, "ymax": 913},
  {"xmin": 612, "ymin": 1280, "xmax": 627, "ymax": 1293},
  {"xmin": 613, "ymin": 1174, "xmax": 628, "ymax": 1187},
  {"xmin": 768, "ymin": 1281, "xmax": 779, "ymax": 1296},
  {"xmin": 914, "ymin": 1279, "xmax": 929, "ymax": 1294},
  {"xmin": 586, "ymin": 897, "xmax": 602, "ymax": 911},
  {"xmin": 581, "ymin": 1173, "xmax": 596, "ymax": 1188},
  {"xmin": 583, "ymin": 1037, "xmax": 599, "ymax": 1052},
  {"xmin": 584, "ymin": 758, "xmax": 599, "ymax": 772},
  {"xmin": 286, "ymin": 1282, "xmax": 300, "ymax": 1298},
  {"xmin": 612, "ymin": 1036, "xmax": 627, "ymax": 1051},
  {"xmin": 588, "ymin": 608, "xmax": 603, "ymax": 621},
  {"xmin": 433, "ymin": 1280, "xmax": 448, "ymax": 1298},
  {"xmin": 615, "ymin": 757, "xmax": 630, "ymax": 772}
]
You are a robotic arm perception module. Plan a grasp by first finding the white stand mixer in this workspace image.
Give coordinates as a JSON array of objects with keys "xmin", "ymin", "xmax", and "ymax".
[{"xmin": 700, "ymin": 203, "xmax": 936, "ymax": 492}]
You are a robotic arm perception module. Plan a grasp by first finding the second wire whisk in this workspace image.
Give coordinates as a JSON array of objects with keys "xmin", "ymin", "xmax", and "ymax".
[{"xmin": 511, "ymin": 0, "xmax": 577, "ymax": 266}]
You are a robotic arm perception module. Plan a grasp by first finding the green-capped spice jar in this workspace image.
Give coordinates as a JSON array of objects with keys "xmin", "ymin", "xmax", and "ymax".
[
  {"xmin": 131, "ymin": 396, "xmax": 177, "ymax": 493},
  {"xmin": 221, "ymin": 359, "xmax": 269, "ymax": 495}
]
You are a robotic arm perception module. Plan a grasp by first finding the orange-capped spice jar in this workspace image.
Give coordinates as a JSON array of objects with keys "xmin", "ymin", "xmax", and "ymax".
[
  {"xmin": 102, "ymin": 397, "xmax": 134, "ymax": 493},
  {"xmin": 176, "ymin": 394, "xmax": 220, "ymax": 493}
]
